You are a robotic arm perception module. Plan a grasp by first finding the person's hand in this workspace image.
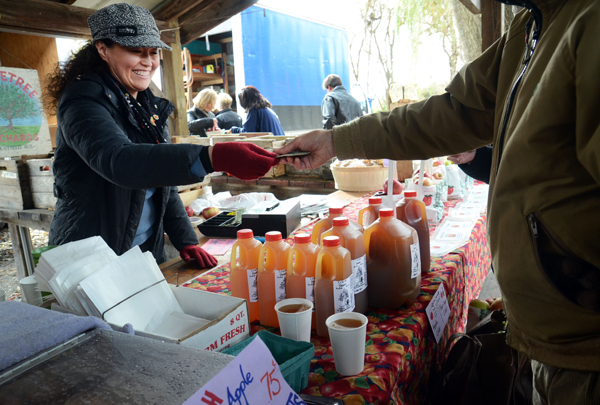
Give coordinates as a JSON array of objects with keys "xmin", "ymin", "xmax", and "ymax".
[
  {"xmin": 447, "ymin": 150, "xmax": 477, "ymax": 165},
  {"xmin": 273, "ymin": 130, "xmax": 335, "ymax": 170},
  {"xmin": 211, "ymin": 142, "xmax": 278, "ymax": 180},
  {"xmin": 180, "ymin": 245, "xmax": 218, "ymax": 268}
]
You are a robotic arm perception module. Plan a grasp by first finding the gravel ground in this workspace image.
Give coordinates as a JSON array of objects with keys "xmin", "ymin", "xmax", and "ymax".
[{"xmin": 0, "ymin": 226, "xmax": 50, "ymax": 300}]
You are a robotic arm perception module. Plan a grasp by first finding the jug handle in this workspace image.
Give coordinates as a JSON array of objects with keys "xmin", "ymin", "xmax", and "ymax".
[
  {"xmin": 230, "ymin": 244, "xmax": 239, "ymax": 271},
  {"xmin": 288, "ymin": 247, "xmax": 306, "ymax": 277},
  {"xmin": 358, "ymin": 207, "xmax": 367, "ymax": 227},
  {"xmin": 258, "ymin": 244, "xmax": 274, "ymax": 272},
  {"xmin": 316, "ymin": 250, "xmax": 337, "ymax": 280}
]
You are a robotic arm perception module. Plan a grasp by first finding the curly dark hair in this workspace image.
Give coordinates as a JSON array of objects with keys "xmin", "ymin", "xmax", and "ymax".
[
  {"xmin": 44, "ymin": 40, "xmax": 113, "ymax": 114},
  {"xmin": 238, "ymin": 86, "xmax": 271, "ymax": 112}
]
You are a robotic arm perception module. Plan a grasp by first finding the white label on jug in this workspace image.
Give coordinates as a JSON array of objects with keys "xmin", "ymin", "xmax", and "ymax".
[
  {"xmin": 410, "ymin": 243, "xmax": 421, "ymax": 279},
  {"xmin": 275, "ymin": 269, "xmax": 287, "ymax": 302},
  {"xmin": 352, "ymin": 254, "xmax": 368, "ymax": 293},
  {"xmin": 246, "ymin": 268, "xmax": 258, "ymax": 302},
  {"xmin": 333, "ymin": 276, "xmax": 355, "ymax": 313},
  {"xmin": 305, "ymin": 277, "xmax": 315, "ymax": 310}
]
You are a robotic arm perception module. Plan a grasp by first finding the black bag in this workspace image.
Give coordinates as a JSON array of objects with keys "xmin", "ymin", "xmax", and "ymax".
[{"xmin": 427, "ymin": 310, "xmax": 533, "ymax": 405}]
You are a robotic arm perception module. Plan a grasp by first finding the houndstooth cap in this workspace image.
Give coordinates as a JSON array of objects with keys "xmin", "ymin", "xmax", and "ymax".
[{"xmin": 88, "ymin": 3, "xmax": 172, "ymax": 51}]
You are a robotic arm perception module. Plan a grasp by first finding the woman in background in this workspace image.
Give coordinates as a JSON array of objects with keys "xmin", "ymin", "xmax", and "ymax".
[
  {"xmin": 229, "ymin": 86, "xmax": 285, "ymax": 135},
  {"xmin": 187, "ymin": 89, "xmax": 219, "ymax": 137},
  {"xmin": 215, "ymin": 93, "xmax": 242, "ymax": 130}
]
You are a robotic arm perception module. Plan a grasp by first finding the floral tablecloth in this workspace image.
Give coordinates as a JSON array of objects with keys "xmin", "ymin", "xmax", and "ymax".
[{"xmin": 183, "ymin": 193, "xmax": 490, "ymax": 405}]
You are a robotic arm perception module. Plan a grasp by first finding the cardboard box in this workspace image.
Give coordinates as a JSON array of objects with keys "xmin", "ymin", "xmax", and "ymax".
[{"xmin": 53, "ymin": 285, "xmax": 250, "ymax": 352}]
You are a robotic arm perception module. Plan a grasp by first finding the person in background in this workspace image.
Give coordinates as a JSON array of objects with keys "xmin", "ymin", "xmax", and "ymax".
[
  {"xmin": 187, "ymin": 89, "xmax": 219, "ymax": 137},
  {"xmin": 277, "ymin": 1, "xmax": 600, "ymax": 402},
  {"xmin": 229, "ymin": 86, "xmax": 285, "ymax": 135},
  {"xmin": 448, "ymin": 146, "xmax": 493, "ymax": 184},
  {"xmin": 45, "ymin": 3, "xmax": 278, "ymax": 268},
  {"xmin": 215, "ymin": 93, "xmax": 242, "ymax": 130},
  {"xmin": 321, "ymin": 74, "xmax": 363, "ymax": 130}
]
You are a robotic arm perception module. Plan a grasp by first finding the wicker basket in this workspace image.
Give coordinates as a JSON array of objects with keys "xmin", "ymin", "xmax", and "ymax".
[{"xmin": 331, "ymin": 164, "xmax": 387, "ymax": 192}]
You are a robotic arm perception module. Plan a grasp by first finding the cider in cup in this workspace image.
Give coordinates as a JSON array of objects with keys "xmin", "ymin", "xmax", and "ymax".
[
  {"xmin": 358, "ymin": 196, "xmax": 383, "ymax": 228},
  {"xmin": 311, "ymin": 207, "xmax": 363, "ymax": 245},
  {"xmin": 258, "ymin": 231, "xmax": 291, "ymax": 327},
  {"xmin": 364, "ymin": 208, "xmax": 421, "ymax": 309},
  {"xmin": 286, "ymin": 233, "xmax": 319, "ymax": 329},
  {"xmin": 396, "ymin": 190, "xmax": 430, "ymax": 275},
  {"xmin": 230, "ymin": 229, "xmax": 262, "ymax": 321},
  {"xmin": 322, "ymin": 217, "xmax": 369, "ymax": 314},
  {"xmin": 315, "ymin": 236, "xmax": 354, "ymax": 337}
]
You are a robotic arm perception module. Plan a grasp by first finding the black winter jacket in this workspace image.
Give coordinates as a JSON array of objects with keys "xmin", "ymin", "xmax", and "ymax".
[
  {"xmin": 50, "ymin": 74, "xmax": 208, "ymax": 263},
  {"xmin": 216, "ymin": 108, "xmax": 243, "ymax": 130},
  {"xmin": 187, "ymin": 107, "xmax": 214, "ymax": 137},
  {"xmin": 458, "ymin": 146, "xmax": 492, "ymax": 184},
  {"xmin": 322, "ymin": 85, "xmax": 363, "ymax": 129}
]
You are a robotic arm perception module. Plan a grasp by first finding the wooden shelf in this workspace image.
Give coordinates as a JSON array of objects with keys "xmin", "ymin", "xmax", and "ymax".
[{"xmin": 191, "ymin": 71, "xmax": 222, "ymax": 82}]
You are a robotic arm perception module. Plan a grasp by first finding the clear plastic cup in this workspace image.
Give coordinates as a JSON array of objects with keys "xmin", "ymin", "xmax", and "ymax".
[
  {"xmin": 326, "ymin": 312, "xmax": 368, "ymax": 376},
  {"xmin": 275, "ymin": 298, "xmax": 313, "ymax": 342}
]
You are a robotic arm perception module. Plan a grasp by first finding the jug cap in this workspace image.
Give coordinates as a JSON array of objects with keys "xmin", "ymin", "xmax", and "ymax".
[
  {"xmin": 237, "ymin": 229, "xmax": 254, "ymax": 239},
  {"xmin": 265, "ymin": 231, "xmax": 283, "ymax": 242},
  {"xmin": 380, "ymin": 208, "xmax": 394, "ymax": 218},
  {"xmin": 333, "ymin": 217, "xmax": 349, "ymax": 227},
  {"xmin": 329, "ymin": 207, "xmax": 344, "ymax": 214},
  {"xmin": 294, "ymin": 233, "xmax": 311, "ymax": 244},
  {"xmin": 323, "ymin": 236, "xmax": 341, "ymax": 247},
  {"xmin": 368, "ymin": 196, "xmax": 382, "ymax": 204},
  {"xmin": 404, "ymin": 190, "xmax": 417, "ymax": 198}
]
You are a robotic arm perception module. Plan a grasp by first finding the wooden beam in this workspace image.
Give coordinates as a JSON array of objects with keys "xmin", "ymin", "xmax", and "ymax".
[
  {"xmin": 0, "ymin": 0, "xmax": 176, "ymax": 44},
  {"xmin": 180, "ymin": 0, "xmax": 258, "ymax": 45},
  {"xmin": 162, "ymin": 19, "xmax": 189, "ymax": 136},
  {"xmin": 481, "ymin": 0, "xmax": 502, "ymax": 51},
  {"xmin": 153, "ymin": 0, "xmax": 207, "ymax": 22},
  {"xmin": 459, "ymin": 0, "xmax": 481, "ymax": 14}
]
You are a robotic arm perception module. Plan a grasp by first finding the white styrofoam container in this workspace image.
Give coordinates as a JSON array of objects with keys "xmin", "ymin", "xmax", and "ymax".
[{"xmin": 52, "ymin": 285, "xmax": 249, "ymax": 352}]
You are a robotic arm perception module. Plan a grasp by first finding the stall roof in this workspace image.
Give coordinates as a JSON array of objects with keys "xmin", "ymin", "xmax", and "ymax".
[{"xmin": 0, "ymin": 0, "xmax": 258, "ymax": 45}]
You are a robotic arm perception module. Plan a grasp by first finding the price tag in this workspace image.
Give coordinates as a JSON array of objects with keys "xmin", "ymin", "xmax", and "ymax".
[
  {"xmin": 333, "ymin": 276, "xmax": 355, "ymax": 313},
  {"xmin": 247, "ymin": 269, "xmax": 258, "ymax": 302},
  {"xmin": 425, "ymin": 283, "xmax": 451, "ymax": 343},
  {"xmin": 184, "ymin": 336, "xmax": 306, "ymax": 405},
  {"xmin": 410, "ymin": 243, "xmax": 421, "ymax": 279}
]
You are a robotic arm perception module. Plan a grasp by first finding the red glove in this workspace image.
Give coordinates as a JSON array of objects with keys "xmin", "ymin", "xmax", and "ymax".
[
  {"xmin": 212, "ymin": 142, "xmax": 279, "ymax": 180},
  {"xmin": 180, "ymin": 245, "xmax": 218, "ymax": 269}
]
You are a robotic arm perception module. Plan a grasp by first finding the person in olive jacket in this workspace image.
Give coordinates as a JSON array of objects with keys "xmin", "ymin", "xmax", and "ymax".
[
  {"xmin": 187, "ymin": 89, "xmax": 219, "ymax": 137},
  {"xmin": 45, "ymin": 3, "xmax": 278, "ymax": 267}
]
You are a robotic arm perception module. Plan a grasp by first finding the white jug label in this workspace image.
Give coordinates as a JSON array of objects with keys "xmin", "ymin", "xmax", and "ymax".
[
  {"xmin": 352, "ymin": 254, "xmax": 368, "ymax": 293},
  {"xmin": 333, "ymin": 275, "xmax": 355, "ymax": 313},
  {"xmin": 410, "ymin": 243, "xmax": 421, "ymax": 279},
  {"xmin": 275, "ymin": 269, "xmax": 287, "ymax": 303},
  {"xmin": 305, "ymin": 277, "xmax": 315, "ymax": 310},
  {"xmin": 246, "ymin": 268, "xmax": 258, "ymax": 302}
]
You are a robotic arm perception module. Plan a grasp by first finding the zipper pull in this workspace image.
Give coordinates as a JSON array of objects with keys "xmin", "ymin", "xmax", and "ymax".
[{"xmin": 528, "ymin": 215, "xmax": 538, "ymax": 238}]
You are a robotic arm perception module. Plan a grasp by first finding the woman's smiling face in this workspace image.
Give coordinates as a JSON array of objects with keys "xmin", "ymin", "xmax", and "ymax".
[{"xmin": 96, "ymin": 42, "xmax": 159, "ymax": 98}]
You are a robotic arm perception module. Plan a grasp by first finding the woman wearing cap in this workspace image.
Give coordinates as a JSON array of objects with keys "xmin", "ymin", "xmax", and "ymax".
[
  {"xmin": 187, "ymin": 89, "xmax": 219, "ymax": 137},
  {"xmin": 229, "ymin": 86, "xmax": 285, "ymax": 135},
  {"xmin": 44, "ymin": 3, "xmax": 278, "ymax": 267}
]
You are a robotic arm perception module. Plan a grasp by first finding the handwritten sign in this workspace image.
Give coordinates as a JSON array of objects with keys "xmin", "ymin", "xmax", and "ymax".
[
  {"xmin": 184, "ymin": 336, "xmax": 306, "ymax": 405},
  {"xmin": 203, "ymin": 239, "xmax": 236, "ymax": 255},
  {"xmin": 425, "ymin": 283, "xmax": 451, "ymax": 343}
]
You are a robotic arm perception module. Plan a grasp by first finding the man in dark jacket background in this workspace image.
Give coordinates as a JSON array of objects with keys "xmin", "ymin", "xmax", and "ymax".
[
  {"xmin": 321, "ymin": 74, "xmax": 362, "ymax": 129},
  {"xmin": 215, "ymin": 93, "xmax": 242, "ymax": 130}
]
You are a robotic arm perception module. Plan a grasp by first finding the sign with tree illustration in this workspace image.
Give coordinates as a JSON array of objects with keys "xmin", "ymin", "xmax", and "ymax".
[{"xmin": 0, "ymin": 68, "xmax": 52, "ymax": 158}]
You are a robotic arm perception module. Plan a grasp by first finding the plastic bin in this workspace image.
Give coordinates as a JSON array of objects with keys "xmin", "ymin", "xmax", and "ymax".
[
  {"xmin": 331, "ymin": 164, "xmax": 387, "ymax": 192},
  {"xmin": 221, "ymin": 330, "xmax": 314, "ymax": 392}
]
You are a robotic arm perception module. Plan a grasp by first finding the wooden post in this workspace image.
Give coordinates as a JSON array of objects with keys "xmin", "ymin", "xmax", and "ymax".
[
  {"xmin": 8, "ymin": 224, "xmax": 33, "ymax": 280},
  {"xmin": 162, "ymin": 19, "xmax": 188, "ymax": 136},
  {"xmin": 481, "ymin": 0, "xmax": 502, "ymax": 52}
]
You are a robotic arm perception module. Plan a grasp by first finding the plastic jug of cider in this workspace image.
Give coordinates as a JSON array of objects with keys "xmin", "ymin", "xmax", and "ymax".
[
  {"xmin": 322, "ymin": 217, "xmax": 368, "ymax": 314},
  {"xmin": 258, "ymin": 231, "xmax": 291, "ymax": 327},
  {"xmin": 396, "ymin": 190, "xmax": 430, "ymax": 275},
  {"xmin": 358, "ymin": 196, "xmax": 383, "ymax": 228},
  {"xmin": 311, "ymin": 207, "xmax": 363, "ymax": 245},
  {"xmin": 230, "ymin": 229, "xmax": 262, "ymax": 322},
  {"xmin": 286, "ymin": 233, "xmax": 319, "ymax": 329},
  {"xmin": 364, "ymin": 208, "xmax": 421, "ymax": 309},
  {"xmin": 315, "ymin": 236, "xmax": 354, "ymax": 337}
]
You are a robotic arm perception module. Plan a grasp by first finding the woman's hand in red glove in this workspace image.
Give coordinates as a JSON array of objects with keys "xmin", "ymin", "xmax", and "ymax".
[
  {"xmin": 180, "ymin": 245, "xmax": 218, "ymax": 269},
  {"xmin": 210, "ymin": 142, "xmax": 279, "ymax": 180}
]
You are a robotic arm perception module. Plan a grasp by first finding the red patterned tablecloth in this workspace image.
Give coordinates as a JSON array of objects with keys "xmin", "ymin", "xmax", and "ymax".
[{"xmin": 183, "ymin": 193, "xmax": 490, "ymax": 405}]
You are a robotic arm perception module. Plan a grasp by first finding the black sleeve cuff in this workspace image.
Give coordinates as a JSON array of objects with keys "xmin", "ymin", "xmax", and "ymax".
[{"xmin": 200, "ymin": 146, "xmax": 214, "ymax": 173}]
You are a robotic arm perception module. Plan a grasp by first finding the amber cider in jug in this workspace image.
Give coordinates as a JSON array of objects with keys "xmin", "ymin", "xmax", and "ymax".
[
  {"xmin": 396, "ymin": 190, "xmax": 430, "ymax": 275},
  {"xmin": 286, "ymin": 233, "xmax": 319, "ymax": 329},
  {"xmin": 358, "ymin": 196, "xmax": 383, "ymax": 228},
  {"xmin": 322, "ymin": 217, "xmax": 368, "ymax": 314},
  {"xmin": 230, "ymin": 229, "xmax": 262, "ymax": 321},
  {"xmin": 364, "ymin": 208, "xmax": 421, "ymax": 309},
  {"xmin": 258, "ymin": 231, "xmax": 291, "ymax": 327},
  {"xmin": 311, "ymin": 207, "xmax": 363, "ymax": 245},
  {"xmin": 315, "ymin": 236, "xmax": 354, "ymax": 337}
]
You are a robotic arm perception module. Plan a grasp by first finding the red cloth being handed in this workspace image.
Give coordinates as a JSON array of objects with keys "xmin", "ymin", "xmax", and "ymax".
[
  {"xmin": 180, "ymin": 245, "xmax": 218, "ymax": 269},
  {"xmin": 212, "ymin": 142, "xmax": 279, "ymax": 180}
]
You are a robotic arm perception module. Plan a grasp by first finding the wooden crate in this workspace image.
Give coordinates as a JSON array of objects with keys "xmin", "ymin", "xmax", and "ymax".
[
  {"xmin": 171, "ymin": 136, "xmax": 212, "ymax": 146},
  {"xmin": 0, "ymin": 159, "xmax": 33, "ymax": 210},
  {"xmin": 237, "ymin": 138, "xmax": 286, "ymax": 150},
  {"xmin": 263, "ymin": 163, "xmax": 286, "ymax": 178},
  {"xmin": 25, "ymin": 157, "xmax": 56, "ymax": 209}
]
